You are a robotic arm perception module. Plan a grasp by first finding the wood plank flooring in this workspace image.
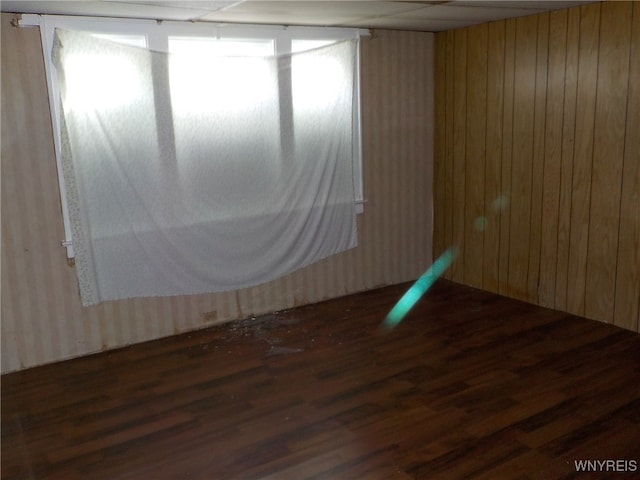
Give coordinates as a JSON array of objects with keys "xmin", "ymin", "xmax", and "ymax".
[{"xmin": 2, "ymin": 280, "xmax": 639, "ymax": 479}]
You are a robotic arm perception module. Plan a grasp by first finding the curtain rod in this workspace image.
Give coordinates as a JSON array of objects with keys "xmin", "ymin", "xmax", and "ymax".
[{"xmin": 16, "ymin": 13, "xmax": 370, "ymax": 37}]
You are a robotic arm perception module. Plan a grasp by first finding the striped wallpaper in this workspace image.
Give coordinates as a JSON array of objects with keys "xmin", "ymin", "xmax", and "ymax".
[
  {"xmin": 433, "ymin": 1, "xmax": 640, "ymax": 332},
  {"xmin": 1, "ymin": 18, "xmax": 434, "ymax": 373}
]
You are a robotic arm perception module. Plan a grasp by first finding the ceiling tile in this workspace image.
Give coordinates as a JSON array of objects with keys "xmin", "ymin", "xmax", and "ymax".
[
  {"xmin": 351, "ymin": 15, "xmax": 478, "ymax": 32},
  {"xmin": 409, "ymin": 4, "xmax": 553, "ymax": 20},
  {"xmin": 201, "ymin": 1, "xmax": 446, "ymax": 28},
  {"xmin": 112, "ymin": 1, "xmax": 237, "ymax": 9},
  {"xmin": 1, "ymin": 0, "xmax": 215, "ymax": 20},
  {"xmin": 1, "ymin": 0, "xmax": 598, "ymax": 32},
  {"xmin": 450, "ymin": 0, "xmax": 593, "ymax": 9},
  {"xmin": 199, "ymin": 11, "xmax": 358, "ymax": 27},
  {"xmin": 207, "ymin": 1, "xmax": 405, "ymax": 16}
]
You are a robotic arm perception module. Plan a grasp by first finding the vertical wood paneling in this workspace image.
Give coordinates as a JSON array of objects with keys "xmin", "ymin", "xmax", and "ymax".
[
  {"xmin": 566, "ymin": 3, "xmax": 600, "ymax": 316},
  {"xmin": 452, "ymin": 29, "xmax": 467, "ymax": 281},
  {"xmin": 498, "ymin": 18, "xmax": 516, "ymax": 296},
  {"xmin": 433, "ymin": 34, "xmax": 446, "ymax": 260},
  {"xmin": 508, "ymin": 15, "xmax": 538, "ymax": 300},
  {"xmin": 443, "ymin": 30, "xmax": 455, "ymax": 279},
  {"xmin": 483, "ymin": 22, "xmax": 505, "ymax": 292},
  {"xmin": 359, "ymin": 30, "xmax": 433, "ymax": 288},
  {"xmin": 527, "ymin": 13, "xmax": 549, "ymax": 303},
  {"xmin": 554, "ymin": 6, "xmax": 580, "ymax": 311},
  {"xmin": 422, "ymin": 34, "xmax": 435, "ymax": 270},
  {"xmin": 538, "ymin": 9, "xmax": 568, "ymax": 309},
  {"xmin": 613, "ymin": 2, "xmax": 640, "ymax": 332},
  {"xmin": 1, "ymin": 18, "xmax": 68, "ymax": 369},
  {"xmin": 2, "ymin": 20, "xmax": 435, "ymax": 373},
  {"xmin": 434, "ymin": 1, "xmax": 640, "ymax": 332},
  {"xmin": 585, "ymin": 2, "xmax": 633, "ymax": 322},
  {"xmin": 464, "ymin": 23, "xmax": 487, "ymax": 289}
]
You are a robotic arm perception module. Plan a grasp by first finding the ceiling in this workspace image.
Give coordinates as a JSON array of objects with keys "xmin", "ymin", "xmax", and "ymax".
[{"xmin": 1, "ymin": 1, "xmax": 596, "ymax": 32}]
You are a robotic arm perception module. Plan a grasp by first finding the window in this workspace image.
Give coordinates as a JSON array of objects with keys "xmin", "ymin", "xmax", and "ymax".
[
  {"xmin": 22, "ymin": 15, "xmax": 367, "ymax": 305},
  {"xmin": 20, "ymin": 14, "xmax": 368, "ymax": 258}
]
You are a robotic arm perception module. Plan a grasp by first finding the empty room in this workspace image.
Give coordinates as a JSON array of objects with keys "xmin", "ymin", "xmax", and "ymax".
[{"xmin": 1, "ymin": 0, "xmax": 639, "ymax": 478}]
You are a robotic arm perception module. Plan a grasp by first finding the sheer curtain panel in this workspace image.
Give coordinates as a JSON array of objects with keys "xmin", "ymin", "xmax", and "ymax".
[{"xmin": 53, "ymin": 29, "xmax": 358, "ymax": 306}]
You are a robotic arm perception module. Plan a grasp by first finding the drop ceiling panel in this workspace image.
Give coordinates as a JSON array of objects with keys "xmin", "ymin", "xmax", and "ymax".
[
  {"xmin": 200, "ymin": 1, "xmax": 431, "ymax": 26},
  {"xmin": 351, "ymin": 15, "xmax": 478, "ymax": 32},
  {"xmin": 0, "ymin": 0, "xmax": 215, "ymax": 20},
  {"xmin": 111, "ymin": 1, "xmax": 236, "ymax": 9},
  {"xmin": 1, "ymin": 0, "xmax": 598, "ymax": 31},
  {"xmin": 399, "ymin": 4, "xmax": 547, "ymax": 21},
  {"xmin": 450, "ymin": 0, "xmax": 594, "ymax": 9},
  {"xmin": 199, "ymin": 11, "xmax": 362, "ymax": 27}
]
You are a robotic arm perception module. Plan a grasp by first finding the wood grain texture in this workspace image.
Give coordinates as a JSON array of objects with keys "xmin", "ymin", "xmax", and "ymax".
[
  {"xmin": 613, "ymin": 2, "xmax": 640, "ymax": 332},
  {"xmin": 584, "ymin": 1, "xmax": 632, "ymax": 323},
  {"xmin": 498, "ymin": 18, "xmax": 516, "ymax": 297},
  {"xmin": 527, "ymin": 13, "xmax": 549, "ymax": 304},
  {"xmin": 443, "ymin": 30, "xmax": 456, "ymax": 280},
  {"xmin": 451, "ymin": 28, "xmax": 467, "ymax": 282},
  {"xmin": 483, "ymin": 21, "xmax": 505, "ymax": 293},
  {"xmin": 3, "ymin": 281, "xmax": 639, "ymax": 479},
  {"xmin": 554, "ymin": 6, "xmax": 580, "ymax": 312},
  {"xmin": 1, "ymin": 19, "xmax": 435, "ymax": 373},
  {"xmin": 463, "ymin": 23, "xmax": 487, "ymax": 290},
  {"xmin": 538, "ymin": 9, "xmax": 568, "ymax": 309},
  {"xmin": 508, "ymin": 14, "xmax": 538, "ymax": 301},
  {"xmin": 565, "ymin": 3, "xmax": 600, "ymax": 317},
  {"xmin": 433, "ymin": 1, "xmax": 640, "ymax": 332},
  {"xmin": 433, "ymin": 34, "xmax": 447, "ymax": 262}
]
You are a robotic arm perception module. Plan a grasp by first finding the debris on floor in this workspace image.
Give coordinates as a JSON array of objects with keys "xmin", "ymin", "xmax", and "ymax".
[{"xmin": 265, "ymin": 346, "xmax": 305, "ymax": 357}]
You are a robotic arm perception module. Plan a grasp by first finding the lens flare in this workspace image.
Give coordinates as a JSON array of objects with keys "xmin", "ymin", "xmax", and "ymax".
[
  {"xmin": 474, "ymin": 216, "xmax": 488, "ymax": 231},
  {"xmin": 382, "ymin": 246, "xmax": 459, "ymax": 329},
  {"xmin": 491, "ymin": 194, "xmax": 509, "ymax": 212},
  {"xmin": 382, "ymin": 194, "xmax": 507, "ymax": 330}
]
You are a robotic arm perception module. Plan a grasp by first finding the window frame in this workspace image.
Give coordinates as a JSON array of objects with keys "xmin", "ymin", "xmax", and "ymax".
[{"xmin": 20, "ymin": 14, "xmax": 368, "ymax": 258}]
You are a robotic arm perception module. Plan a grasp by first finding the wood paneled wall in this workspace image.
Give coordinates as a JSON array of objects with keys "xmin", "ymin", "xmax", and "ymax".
[
  {"xmin": 434, "ymin": 1, "xmax": 640, "ymax": 332},
  {"xmin": 1, "ymin": 18, "xmax": 434, "ymax": 373}
]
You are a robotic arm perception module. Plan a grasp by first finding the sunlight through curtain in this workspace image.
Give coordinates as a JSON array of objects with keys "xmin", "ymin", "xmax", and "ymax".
[{"xmin": 53, "ymin": 29, "xmax": 358, "ymax": 306}]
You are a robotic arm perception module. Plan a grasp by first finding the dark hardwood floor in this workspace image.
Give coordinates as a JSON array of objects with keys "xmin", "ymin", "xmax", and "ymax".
[{"xmin": 2, "ymin": 280, "xmax": 640, "ymax": 479}]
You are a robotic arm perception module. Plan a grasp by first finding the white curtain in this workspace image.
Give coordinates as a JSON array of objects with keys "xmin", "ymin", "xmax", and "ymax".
[{"xmin": 53, "ymin": 29, "xmax": 358, "ymax": 306}]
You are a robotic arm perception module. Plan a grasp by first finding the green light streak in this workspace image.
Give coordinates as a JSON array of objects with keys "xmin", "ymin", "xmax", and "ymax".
[
  {"xmin": 474, "ymin": 216, "xmax": 488, "ymax": 231},
  {"xmin": 382, "ymin": 247, "xmax": 459, "ymax": 329}
]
